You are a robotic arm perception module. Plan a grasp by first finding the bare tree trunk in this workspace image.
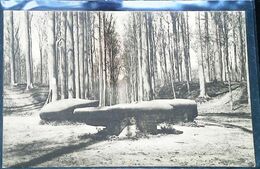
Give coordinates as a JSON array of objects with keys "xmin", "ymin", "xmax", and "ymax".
[
  {"xmin": 102, "ymin": 13, "xmax": 107, "ymax": 105},
  {"xmin": 181, "ymin": 13, "xmax": 190, "ymax": 94},
  {"xmin": 186, "ymin": 13, "xmax": 192, "ymax": 81},
  {"xmin": 218, "ymin": 27, "xmax": 224, "ymax": 81},
  {"xmin": 219, "ymin": 15, "xmax": 227, "ymax": 82},
  {"xmin": 36, "ymin": 17, "xmax": 44, "ymax": 85},
  {"xmin": 233, "ymin": 15, "xmax": 238, "ymax": 82},
  {"xmin": 91, "ymin": 15, "xmax": 95, "ymax": 98},
  {"xmin": 79, "ymin": 12, "xmax": 85, "ymax": 99},
  {"xmin": 148, "ymin": 13, "xmax": 155, "ymax": 98},
  {"xmin": 85, "ymin": 12, "xmax": 90, "ymax": 99},
  {"xmin": 223, "ymin": 12, "xmax": 233, "ymax": 110},
  {"xmin": 204, "ymin": 12, "xmax": 210, "ymax": 82},
  {"xmin": 130, "ymin": 49, "xmax": 134, "ymax": 103},
  {"xmin": 39, "ymin": 47, "xmax": 43, "ymax": 84},
  {"xmin": 238, "ymin": 12, "xmax": 246, "ymax": 81},
  {"xmin": 138, "ymin": 13, "xmax": 143, "ymax": 101},
  {"xmin": 73, "ymin": 12, "xmax": 80, "ymax": 98},
  {"xmin": 159, "ymin": 17, "xmax": 168, "ymax": 84},
  {"xmin": 9, "ymin": 11, "xmax": 16, "ymax": 86},
  {"xmin": 67, "ymin": 12, "xmax": 75, "ymax": 98},
  {"xmin": 169, "ymin": 41, "xmax": 176, "ymax": 99},
  {"xmin": 144, "ymin": 13, "xmax": 153, "ymax": 101},
  {"xmin": 214, "ymin": 15, "xmax": 220, "ymax": 81},
  {"xmin": 177, "ymin": 17, "xmax": 183, "ymax": 82},
  {"xmin": 166, "ymin": 18, "xmax": 176, "ymax": 98},
  {"xmin": 171, "ymin": 12, "xmax": 180, "ymax": 82},
  {"xmin": 132, "ymin": 13, "xmax": 139, "ymax": 101},
  {"xmin": 198, "ymin": 12, "xmax": 207, "ymax": 97},
  {"xmin": 152, "ymin": 23, "xmax": 158, "ymax": 88},
  {"xmin": 24, "ymin": 11, "xmax": 33, "ymax": 89},
  {"xmin": 214, "ymin": 13, "xmax": 224, "ymax": 81},
  {"xmin": 60, "ymin": 12, "xmax": 67, "ymax": 99},
  {"xmin": 163, "ymin": 36, "xmax": 167, "ymax": 83},
  {"xmin": 98, "ymin": 12, "xmax": 105, "ymax": 106},
  {"xmin": 14, "ymin": 28, "xmax": 22, "ymax": 84},
  {"xmin": 29, "ymin": 14, "xmax": 33, "ymax": 85},
  {"xmin": 47, "ymin": 12, "xmax": 58, "ymax": 102}
]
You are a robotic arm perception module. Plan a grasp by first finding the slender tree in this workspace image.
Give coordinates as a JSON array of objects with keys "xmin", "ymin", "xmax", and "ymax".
[
  {"xmin": 147, "ymin": 13, "xmax": 155, "ymax": 97},
  {"xmin": 143, "ymin": 13, "xmax": 153, "ymax": 101},
  {"xmin": 73, "ymin": 12, "xmax": 80, "ymax": 98},
  {"xmin": 180, "ymin": 13, "xmax": 190, "ymax": 93},
  {"xmin": 24, "ymin": 11, "xmax": 33, "ymax": 89},
  {"xmin": 223, "ymin": 12, "xmax": 233, "ymax": 110},
  {"xmin": 9, "ymin": 11, "xmax": 16, "ymax": 86},
  {"xmin": 84, "ymin": 12, "xmax": 90, "ymax": 99},
  {"xmin": 79, "ymin": 12, "xmax": 85, "ymax": 99},
  {"xmin": 171, "ymin": 12, "xmax": 180, "ymax": 82},
  {"xmin": 137, "ymin": 13, "xmax": 143, "ymax": 101},
  {"xmin": 198, "ymin": 12, "xmax": 207, "ymax": 97},
  {"xmin": 47, "ymin": 12, "xmax": 58, "ymax": 102},
  {"xmin": 204, "ymin": 12, "xmax": 210, "ymax": 82},
  {"xmin": 59, "ymin": 12, "xmax": 67, "ymax": 99},
  {"xmin": 238, "ymin": 12, "xmax": 246, "ymax": 81},
  {"xmin": 67, "ymin": 12, "xmax": 75, "ymax": 98},
  {"xmin": 98, "ymin": 12, "xmax": 105, "ymax": 106},
  {"xmin": 232, "ymin": 13, "xmax": 239, "ymax": 81},
  {"xmin": 166, "ymin": 16, "xmax": 176, "ymax": 98}
]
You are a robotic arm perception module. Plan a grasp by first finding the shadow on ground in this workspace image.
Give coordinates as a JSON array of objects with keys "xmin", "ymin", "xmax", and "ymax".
[
  {"xmin": 8, "ymin": 125, "xmax": 186, "ymax": 168},
  {"xmin": 9, "ymin": 133, "xmax": 102, "ymax": 168}
]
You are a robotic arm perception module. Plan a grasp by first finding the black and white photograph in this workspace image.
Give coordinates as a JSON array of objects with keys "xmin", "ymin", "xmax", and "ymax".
[{"xmin": 3, "ymin": 11, "xmax": 255, "ymax": 167}]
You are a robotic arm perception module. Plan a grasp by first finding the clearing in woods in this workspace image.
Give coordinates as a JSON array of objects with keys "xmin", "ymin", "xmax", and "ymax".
[{"xmin": 3, "ymin": 84, "xmax": 255, "ymax": 167}]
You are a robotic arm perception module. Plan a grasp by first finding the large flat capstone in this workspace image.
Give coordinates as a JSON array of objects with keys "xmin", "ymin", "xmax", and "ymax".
[{"xmin": 39, "ymin": 99, "xmax": 99, "ymax": 122}]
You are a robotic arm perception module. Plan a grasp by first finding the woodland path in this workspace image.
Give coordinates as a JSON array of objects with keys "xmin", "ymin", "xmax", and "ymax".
[
  {"xmin": 3, "ymin": 85, "xmax": 47, "ymax": 116},
  {"xmin": 198, "ymin": 87, "xmax": 253, "ymax": 132}
]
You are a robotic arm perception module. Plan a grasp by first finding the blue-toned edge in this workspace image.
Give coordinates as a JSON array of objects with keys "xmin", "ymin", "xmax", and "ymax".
[
  {"xmin": 0, "ymin": 0, "xmax": 254, "ymax": 11},
  {"xmin": 0, "ymin": 6, "xmax": 3, "ymax": 169}
]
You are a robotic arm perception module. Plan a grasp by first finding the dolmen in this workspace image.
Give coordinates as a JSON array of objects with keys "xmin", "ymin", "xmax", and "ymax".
[
  {"xmin": 74, "ymin": 99, "xmax": 198, "ymax": 135},
  {"xmin": 40, "ymin": 99, "xmax": 198, "ymax": 135}
]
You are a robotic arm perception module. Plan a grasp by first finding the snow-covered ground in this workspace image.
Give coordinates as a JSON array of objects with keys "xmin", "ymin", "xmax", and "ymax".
[{"xmin": 2, "ymin": 85, "xmax": 255, "ymax": 167}]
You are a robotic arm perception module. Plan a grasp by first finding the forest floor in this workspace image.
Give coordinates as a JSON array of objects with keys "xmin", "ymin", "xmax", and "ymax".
[{"xmin": 2, "ymin": 83, "xmax": 255, "ymax": 167}]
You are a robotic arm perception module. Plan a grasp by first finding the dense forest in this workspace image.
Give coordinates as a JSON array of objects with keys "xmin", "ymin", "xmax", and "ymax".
[{"xmin": 4, "ymin": 11, "xmax": 247, "ymax": 108}]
